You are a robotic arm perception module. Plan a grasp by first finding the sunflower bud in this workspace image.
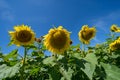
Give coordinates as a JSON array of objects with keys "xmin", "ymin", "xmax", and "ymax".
[
  {"xmin": 35, "ymin": 38, "xmax": 41, "ymax": 43},
  {"xmin": 70, "ymin": 40, "xmax": 73, "ymax": 45}
]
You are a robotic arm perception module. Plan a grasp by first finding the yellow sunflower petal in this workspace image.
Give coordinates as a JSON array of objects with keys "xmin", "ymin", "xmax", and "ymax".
[
  {"xmin": 81, "ymin": 25, "xmax": 89, "ymax": 30},
  {"xmin": 9, "ymin": 31, "xmax": 15, "ymax": 37},
  {"xmin": 109, "ymin": 38, "xmax": 120, "ymax": 51},
  {"xmin": 57, "ymin": 26, "xmax": 63, "ymax": 30}
]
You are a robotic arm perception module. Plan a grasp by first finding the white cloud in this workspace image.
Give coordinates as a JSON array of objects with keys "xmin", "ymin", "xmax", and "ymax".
[
  {"xmin": 105, "ymin": 11, "xmax": 120, "ymax": 20},
  {"xmin": 93, "ymin": 36, "xmax": 101, "ymax": 43},
  {"xmin": 94, "ymin": 20, "xmax": 106, "ymax": 31},
  {"xmin": 0, "ymin": 0, "xmax": 14, "ymax": 22},
  {"xmin": 0, "ymin": 0, "xmax": 10, "ymax": 9},
  {"xmin": 90, "ymin": 11, "xmax": 120, "ymax": 43},
  {"xmin": 92, "ymin": 11, "xmax": 120, "ymax": 31},
  {"xmin": 1, "ymin": 11, "xmax": 14, "ymax": 22}
]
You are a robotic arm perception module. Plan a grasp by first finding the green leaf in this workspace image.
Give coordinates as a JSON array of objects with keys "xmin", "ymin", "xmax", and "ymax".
[
  {"xmin": 43, "ymin": 57, "xmax": 56, "ymax": 66},
  {"xmin": 68, "ymin": 57, "xmax": 85, "ymax": 69},
  {"xmin": 3, "ymin": 49, "xmax": 18, "ymax": 61},
  {"xmin": 59, "ymin": 67, "xmax": 74, "ymax": 80},
  {"xmin": 70, "ymin": 44, "xmax": 80, "ymax": 49},
  {"xmin": 32, "ymin": 51, "xmax": 39, "ymax": 56},
  {"xmin": 101, "ymin": 63, "xmax": 120, "ymax": 80},
  {"xmin": 110, "ymin": 54, "xmax": 119, "ymax": 58},
  {"xmin": 25, "ymin": 44, "xmax": 37, "ymax": 50},
  {"xmin": 72, "ymin": 52, "xmax": 82, "ymax": 59},
  {"xmin": 8, "ymin": 40, "xmax": 14, "ymax": 46},
  {"xmin": 84, "ymin": 53, "xmax": 98, "ymax": 65},
  {"xmin": 41, "ymin": 44, "xmax": 47, "ymax": 51},
  {"xmin": 82, "ymin": 53, "xmax": 97, "ymax": 80},
  {"xmin": 0, "ymin": 53, "xmax": 3, "ymax": 58},
  {"xmin": 30, "ymin": 67, "xmax": 40, "ymax": 75},
  {"xmin": 48, "ymin": 66, "xmax": 61, "ymax": 80},
  {"xmin": 0, "ymin": 63, "xmax": 20, "ymax": 79},
  {"xmin": 32, "ymin": 51, "xmax": 44, "ymax": 57}
]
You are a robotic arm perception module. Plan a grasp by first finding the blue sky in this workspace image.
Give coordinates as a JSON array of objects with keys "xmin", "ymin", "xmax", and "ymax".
[{"xmin": 0, "ymin": 0, "xmax": 120, "ymax": 55}]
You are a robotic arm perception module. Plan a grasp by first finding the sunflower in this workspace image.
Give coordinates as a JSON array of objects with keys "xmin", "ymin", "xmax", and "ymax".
[
  {"xmin": 110, "ymin": 24, "xmax": 120, "ymax": 32},
  {"xmin": 9, "ymin": 25, "xmax": 35, "ymax": 46},
  {"xmin": 44, "ymin": 26, "xmax": 71, "ymax": 54},
  {"xmin": 109, "ymin": 38, "xmax": 120, "ymax": 51},
  {"xmin": 78, "ymin": 25, "xmax": 96, "ymax": 44}
]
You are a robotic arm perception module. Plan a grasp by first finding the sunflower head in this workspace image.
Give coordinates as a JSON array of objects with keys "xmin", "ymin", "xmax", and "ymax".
[
  {"xmin": 109, "ymin": 38, "xmax": 120, "ymax": 51},
  {"xmin": 44, "ymin": 26, "xmax": 71, "ymax": 54},
  {"xmin": 78, "ymin": 25, "xmax": 96, "ymax": 44},
  {"xmin": 9, "ymin": 25, "xmax": 35, "ymax": 46},
  {"xmin": 110, "ymin": 24, "xmax": 120, "ymax": 32}
]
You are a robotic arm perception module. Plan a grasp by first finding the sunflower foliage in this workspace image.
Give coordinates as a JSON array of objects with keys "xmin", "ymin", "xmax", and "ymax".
[{"xmin": 0, "ymin": 25, "xmax": 120, "ymax": 80}]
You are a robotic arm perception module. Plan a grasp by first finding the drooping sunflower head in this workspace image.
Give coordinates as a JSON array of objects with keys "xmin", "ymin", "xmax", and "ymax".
[
  {"xmin": 110, "ymin": 24, "xmax": 120, "ymax": 32},
  {"xmin": 44, "ymin": 26, "xmax": 71, "ymax": 54},
  {"xmin": 109, "ymin": 38, "xmax": 120, "ymax": 51},
  {"xmin": 78, "ymin": 25, "xmax": 96, "ymax": 44},
  {"xmin": 9, "ymin": 25, "xmax": 35, "ymax": 46}
]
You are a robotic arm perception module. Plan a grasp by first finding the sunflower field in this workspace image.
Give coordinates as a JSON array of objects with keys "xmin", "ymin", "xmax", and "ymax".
[{"xmin": 0, "ymin": 24, "xmax": 120, "ymax": 80}]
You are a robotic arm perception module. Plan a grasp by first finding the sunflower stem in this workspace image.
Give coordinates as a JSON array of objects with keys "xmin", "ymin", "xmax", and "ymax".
[
  {"xmin": 82, "ymin": 43, "xmax": 86, "ymax": 57},
  {"xmin": 20, "ymin": 47, "xmax": 27, "ymax": 80},
  {"xmin": 111, "ymin": 32, "xmax": 115, "ymax": 40}
]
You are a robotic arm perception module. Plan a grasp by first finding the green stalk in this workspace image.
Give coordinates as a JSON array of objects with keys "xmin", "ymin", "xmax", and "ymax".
[
  {"xmin": 111, "ymin": 32, "xmax": 115, "ymax": 40},
  {"xmin": 20, "ymin": 47, "xmax": 27, "ymax": 80},
  {"xmin": 82, "ymin": 43, "xmax": 86, "ymax": 57}
]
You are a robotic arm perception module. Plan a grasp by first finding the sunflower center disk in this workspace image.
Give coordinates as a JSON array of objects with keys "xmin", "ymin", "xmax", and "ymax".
[
  {"xmin": 52, "ymin": 31, "xmax": 66, "ymax": 49},
  {"xmin": 16, "ymin": 30, "xmax": 32, "ymax": 42},
  {"xmin": 113, "ymin": 27, "xmax": 118, "ymax": 31},
  {"xmin": 114, "ymin": 42, "xmax": 120, "ymax": 50},
  {"xmin": 82, "ymin": 29, "xmax": 93, "ymax": 40}
]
